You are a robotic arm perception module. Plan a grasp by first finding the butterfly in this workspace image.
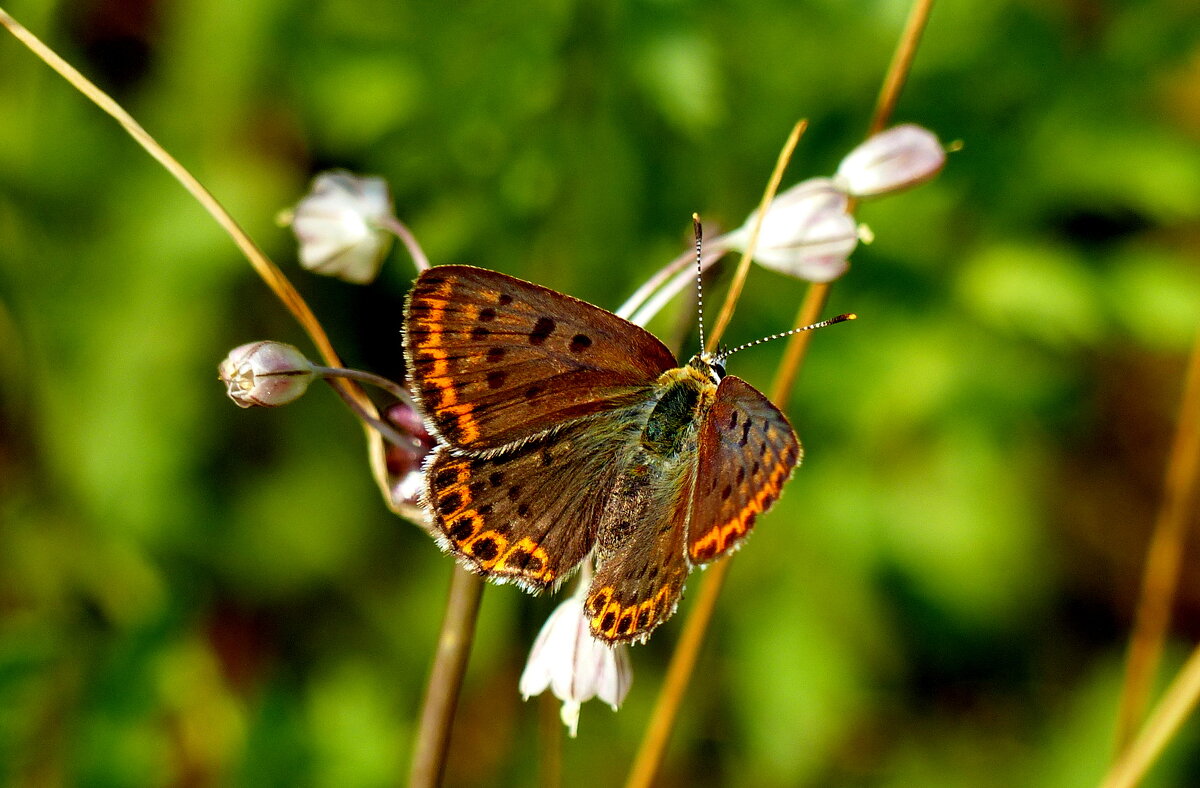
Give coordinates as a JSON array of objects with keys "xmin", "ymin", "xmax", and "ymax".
[{"xmin": 403, "ymin": 265, "xmax": 806, "ymax": 644}]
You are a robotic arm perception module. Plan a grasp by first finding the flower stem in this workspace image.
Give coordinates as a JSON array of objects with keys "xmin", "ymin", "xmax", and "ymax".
[
  {"xmin": 311, "ymin": 365, "xmax": 416, "ymax": 408},
  {"xmin": 1113, "ymin": 331, "xmax": 1200, "ymax": 752},
  {"xmin": 1101, "ymin": 640, "xmax": 1200, "ymax": 788},
  {"xmin": 626, "ymin": 3, "xmax": 935, "ymax": 785},
  {"xmin": 0, "ymin": 7, "xmax": 404, "ymax": 512},
  {"xmin": 380, "ymin": 215, "xmax": 431, "ymax": 272},
  {"xmin": 322, "ymin": 379, "xmax": 414, "ymax": 450},
  {"xmin": 705, "ymin": 119, "xmax": 807, "ymax": 351},
  {"xmin": 409, "ymin": 566, "xmax": 485, "ymax": 788}
]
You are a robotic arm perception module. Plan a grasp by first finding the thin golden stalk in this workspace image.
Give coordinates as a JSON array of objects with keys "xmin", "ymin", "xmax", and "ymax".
[
  {"xmin": 626, "ymin": 3, "xmax": 936, "ymax": 785},
  {"xmin": 409, "ymin": 568, "xmax": 485, "ymax": 788},
  {"xmin": 0, "ymin": 11, "xmax": 486, "ymax": 786},
  {"xmin": 1114, "ymin": 331, "xmax": 1200, "ymax": 751},
  {"xmin": 1101, "ymin": 640, "xmax": 1200, "ymax": 788},
  {"xmin": 705, "ymin": 119, "xmax": 807, "ymax": 350},
  {"xmin": 0, "ymin": 7, "xmax": 405, "ymax": 510}
]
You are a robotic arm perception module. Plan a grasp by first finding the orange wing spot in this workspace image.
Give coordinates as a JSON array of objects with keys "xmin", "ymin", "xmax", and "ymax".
[
  {"xmin": 442, "ymin": 403, "xmax": 479, "ymax": 444},
  {"xmin": 442, "ymin": 511, "xmax": 483, "ymax": 545},
  {"xmin": 417, "ymin": 348, "xmax": 451, "ymax": 376},
  {"xmin": 690, "ymin": 527, "xmax": 722, "ymax": 561},
  {"xmin": 463, "ymin": 529, "xmax": 509, "ymax": 569},
  {"xmin": 586, "ymin": 586, "xmax": 614, "ymax": 617},
  {"xmin": 634, "ymin": 599, "xmax": 657, "ymax": 631},
  {"xmin": 423, "ymin": 377, "xmax": 459, "ymax": 408},
  {"xmin": 591, "ymin": 599, "xmax": 624, "ymax": 639},
  {"xmin": 494, "ymin": 538, "xmax": 552, "ymax": 581}
]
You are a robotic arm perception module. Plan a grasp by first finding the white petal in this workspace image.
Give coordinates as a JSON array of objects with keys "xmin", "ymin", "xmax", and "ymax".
[{"xmin": 835, "ymin": 124, "xmax": 945, "ymax": 198}]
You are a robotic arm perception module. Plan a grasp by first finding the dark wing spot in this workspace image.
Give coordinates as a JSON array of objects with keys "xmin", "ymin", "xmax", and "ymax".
[
  {"xmin": 498, "ymin": 293, "xmax": 513, "ymax": 306},
  {"xmin": 507, "ymin": 485, "xmax": 522, "ymax": 502},
  {"xmin": 587, "ymin": 590, "xmax": 610, "ymax": 615},
  {"xmin": 739, "ymin": 421, "xmax": 751, "ymax": 447},
  {"xmin": 470, "ymin": 537, "xmax": 500, "ymax": 561},
  {"xmin": 524, "ymin": 553, "xmax": 544, "ymax": 573},
  {"xmin": 763, "ymin": 419, "xmax": 771, "ymax": 433},
  {"xmin": 469, "ymin": 481, "xmax": 486, "ymax": 497},
  {"xmin": 486, "ymin": 346, "xmax": 506, "ymax": 364},
  {"xmin": 486, "ymin": 370, "xmax": 509, "ymax": 389},
  {"xmin": 438, "ymin": 491, "xmax": 463, "ymax": 516},
  {"xmin": 600, "ymin": 611, "xmax": 616, "ymax": 631},
  {"xmin": 569, "ymin": 334, "xmax": 592, "ymax": 352},
  {"xmin": 448, "ymin": 517, "xmax": 477, "ymax": 541},
  {"xmin": 721, "ymin": 484, "xmax": 732, "ymax": 501},
  {"xmin": 488, "ymin": 471, "xmax": 505, "ymax": 487},
  {"xmin": 420, "ymin": 276, "xmax": 446, "ymax": 286},
  {"xmin": 785, "ymin": 448, "xmax": 798, "ymax": 466},
  {"xmin": 752, "ymin": 461, "xmax": 761, "ymax": 476},
  {"xmin": 434, "ymin": 468, "xmax": 459, "ymax": 488},
  {"xmin": 762, "ymin": 493, "xmax": 775, "ymax": 510},
  {"xmin": 478, "ymin": 307, "xmax": 497, "ymax": 322},
  {"xmin": 729, "ymin": 411, "xmax": 739, "ymax": 429},
  {"xmin": 540, "ymin": 449, "xmax": 553, "ymax": 467},
  {"xmin": 517, "ymin": 502, "xmax": 531, "ymax": 518},
  {"xmin": 736, "ymin": 467, "xmax": 745, "ymax": 484},
  {"xmin": 693, "ymin": 541, "xmax": 716, "ymax": 562},
  {"xmin": 636, "ymin": 608, "xmax": 652, "ymax": 628},
  {"xmin": 529, "ymin": 317, "xmax": 556, "ymax": 345},
  {"xmin": 470, "ymin": 326, "xmax": 490, "ymax": 341},
  {"xmin": 525, "ymin": 385, "xmax": 544, "ymax": 399},
  {"xmin": 617, "ymin": 612, "xmax": 634, "ymax": 635},
  {"xmin": 505, "ymin": 549, "xmax": 530, "ymax": 568},
  {"xmin": 745, "ymin": 512, "xmax": 758, "ymax": 529}
]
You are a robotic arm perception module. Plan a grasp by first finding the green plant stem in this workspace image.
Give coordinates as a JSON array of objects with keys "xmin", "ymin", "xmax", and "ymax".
[
  {"xmin": 625, "ymin": 3, "xmax": 936, "ymax": 785},
  {"xmin": 1114, "ymin": 331, "xmax": 1200, "ymax": 751},
  {"xmin": 409, "ymin": 567, "xmax": 485, "ymax": 788}
]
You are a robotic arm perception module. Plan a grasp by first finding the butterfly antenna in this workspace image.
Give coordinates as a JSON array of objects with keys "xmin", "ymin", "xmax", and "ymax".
[
  {"xmin": 716, "ymin": 313, "xmax": 857, "ymax": 362},
  {"xmin": 692, "ymin": 213, "xmax": 705, "ymax": 353}
]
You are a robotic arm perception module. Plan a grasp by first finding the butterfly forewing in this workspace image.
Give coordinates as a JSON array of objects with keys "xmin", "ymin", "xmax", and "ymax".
[
  {"xmin": 687, "ymin": 375, "xmax": 801, "ymax": 565},
  {"xmin": 404, "ymin": 266, "xmax": 678, "ymax": 451},
  {"xmin": 424, "ymin": 411, "xmax": 643, "ymax": 590}
]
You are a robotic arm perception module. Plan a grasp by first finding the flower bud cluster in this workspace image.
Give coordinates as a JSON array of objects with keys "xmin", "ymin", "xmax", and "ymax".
[{"xmin": 728, "ymin": 124, "xmax": 945, "ymax": 281}]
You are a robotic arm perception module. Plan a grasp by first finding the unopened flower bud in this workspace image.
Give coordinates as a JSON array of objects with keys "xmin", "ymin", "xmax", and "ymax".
[
  {"xmin": 729, "ymin": 177, "xmax": 858, "ymax": 282},
  {"xmin": 519, "ymin": 594, "xmax": 632, "ymax": 737},
  {"xmin": 834, "ymin": 123, "xmax": 945, "ymax": 198},
  {"xmin": 290, "ymin": 171, "xmax": 395, "ymax": 284},
  {"xmin": 219, "ymin": 341, "xmax": 315, "ymax": 408},
  {"xmin": 384, "ymin": 401, "xmax": 434, "ymax": 512}
]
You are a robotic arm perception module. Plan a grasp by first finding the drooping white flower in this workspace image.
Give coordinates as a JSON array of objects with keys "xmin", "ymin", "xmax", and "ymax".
[
  {"xmin": 727, "ymin": 177, "xmax": 858, "ymax": 282},
  {"xmin": 290, "ymin": 171, "xmax": 395, "ymax": 284},
  {"xmin": 519, "ymin": 593, "xmax": 632, "ymax": 737},
  {"xmin": 218, "ymin": 341, "xmax": 315, "ymax": 408},
  {"xmin": 834, "ymin": 123, "xmax": 945, "ymax": 198}
]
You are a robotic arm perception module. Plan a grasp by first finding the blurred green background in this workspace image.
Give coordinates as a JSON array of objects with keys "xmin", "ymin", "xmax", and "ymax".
[{"xmin": 2, "ymin": 0, "xmax": 1200, "ymax": 785}]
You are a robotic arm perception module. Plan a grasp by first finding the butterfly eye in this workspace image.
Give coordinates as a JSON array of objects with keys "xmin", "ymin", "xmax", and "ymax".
[{"xmin": 711, "ymin": 362, "xmax": 725, "ymax": 380}]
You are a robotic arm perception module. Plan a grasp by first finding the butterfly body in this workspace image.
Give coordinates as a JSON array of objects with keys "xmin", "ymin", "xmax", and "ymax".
[{"xmin": 404, "ymin": 265, "xmax": 801, "ymax": 643}]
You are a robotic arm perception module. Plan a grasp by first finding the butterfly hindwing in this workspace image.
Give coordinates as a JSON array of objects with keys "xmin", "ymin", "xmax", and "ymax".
[
  {"xmin": 583, "ymin": 454, "xmax": 697, "ymax": 644},
  {"xmin": 687, "ymin": 375, "xmax": 801, "ymax": 565},
  {"xmin": 424, "ymin": 411, "xmax": 644, "ymax": 590},
  {"xmin": 404, "ymin": 265, "xmax": 678, "ymax": 451}
]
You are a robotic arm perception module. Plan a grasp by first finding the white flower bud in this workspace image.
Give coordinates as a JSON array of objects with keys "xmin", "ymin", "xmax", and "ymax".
[
  {"xmin": 218, "ymin": 341, "xmax": 315, "ymax": 408},
  {"xmin": 729, "ymin": 177, "xmax": 857, "ymax": 282},
  {"xmin": 519, "ymin": 594, "xmax": 633, "ymax": 737},
  {"xmin": 834, "ymin": 123, "xmax": 945, "ymax": 198},
  {"xmin": 290, "ymin": 171, "xmax": 395, "ymax": 284}
]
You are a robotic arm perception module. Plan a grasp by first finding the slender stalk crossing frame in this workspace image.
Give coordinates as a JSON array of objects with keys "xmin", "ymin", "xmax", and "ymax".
[{"xmin": 626, "ymin": 2, "xmax": 936, "ymax": 785}]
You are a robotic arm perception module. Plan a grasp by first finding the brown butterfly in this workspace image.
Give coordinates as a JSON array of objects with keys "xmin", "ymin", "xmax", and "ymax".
[{"xmin": 403, "ymin": 265, "xmax": 843, "ymax": 643}]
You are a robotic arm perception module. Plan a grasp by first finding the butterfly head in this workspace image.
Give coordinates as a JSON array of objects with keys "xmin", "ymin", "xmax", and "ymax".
[{"xmin": 686, "ymin": 351, "xmax": 726, "ymax": 386}]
